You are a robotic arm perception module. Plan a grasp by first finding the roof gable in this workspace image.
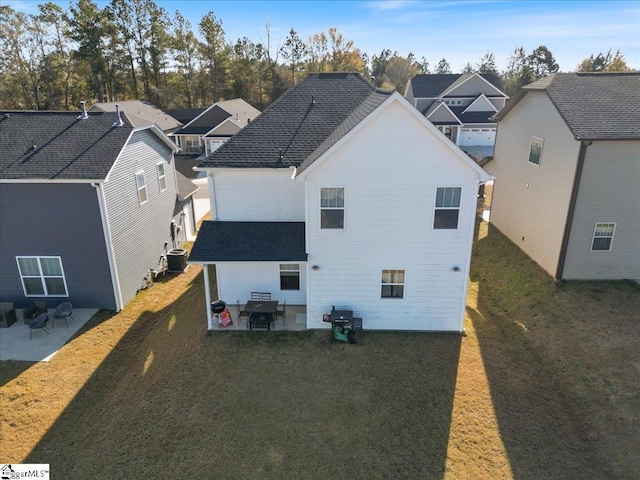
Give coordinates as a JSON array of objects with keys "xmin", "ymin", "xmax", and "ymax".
[
  {"xmin": 295, "ymin": 93, "xmax": 491, "ymax": 182},
  {"xmin": 198, "ymin": 73, "xmax": 392, "ymax": 170},
  {"xmin": 497, "ymin": 73, "xmax": 640, "ymax": 140},
  {"xmin": 441, "ymin": 73, "xmax": 507, "ymax": 98},
  {"xmin": 462, "ymin": 94, "xmax": 498, "ymax": 113},
  {"xmin": 426, "ymin": 102, "xmax": 462, "ymax": 125},
  {"xmin": 408, "ymin": 73, "xmax": 505, "ymax": 99}
]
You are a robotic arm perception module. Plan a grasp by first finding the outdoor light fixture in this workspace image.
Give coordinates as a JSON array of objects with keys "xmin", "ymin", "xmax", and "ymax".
[
  {"xmin": 312, "ymin": 265, "xmax": 320, "ymax": 271},
  {"xmin": 451, "ymin": 266, "xmax": 460, "ymax": 272}
]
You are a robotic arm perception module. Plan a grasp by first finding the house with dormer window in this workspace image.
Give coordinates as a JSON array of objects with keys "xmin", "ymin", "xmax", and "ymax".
[
  {"xmin": 172, "ymin": 99, "xmax": 260, "ymax": 157},
  {"xmin": 405, "ymin": 73, "xmax": 508, "ymax": 158},
  {"xmin": 188, "ymin": 73, "xmax": 491, "ymax": 331}
]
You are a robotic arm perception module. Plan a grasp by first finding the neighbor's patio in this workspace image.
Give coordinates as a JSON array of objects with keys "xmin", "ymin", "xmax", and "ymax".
[{"xmin": 0, "ymin": 308, "xmax": 99, "ymax": 362}]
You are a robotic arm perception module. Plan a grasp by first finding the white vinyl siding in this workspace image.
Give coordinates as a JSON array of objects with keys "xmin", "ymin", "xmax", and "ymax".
[
  {"xmin": 487, "ymin": 92, "xmax": 581, "ymax": 277},
  {"xmin": 16, "ymin": 256, "xmax": 68, "ymax": 297},
  {"xmin": 305, "ymin": 100, "xmax": 480, "ymax": 331},
  {"xmin": 215, "ymin": 262, "xmax": 307, "ymax": 306},
  {"xmin": 208, "ymin": 169, "xmax": 305, "ymax": 221},
  {"xmin": 135, "ymin": 170, "xmax": 147, "ymax": 204},
  {"xmin": 156, "ymin": 162, "xmax": 167, "ymax": 192}
]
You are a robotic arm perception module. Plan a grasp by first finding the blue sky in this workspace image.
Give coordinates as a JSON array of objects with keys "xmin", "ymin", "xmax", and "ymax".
[{"xmin": 8, "ymin": 0, "xmax": 640, "ymax": 72}]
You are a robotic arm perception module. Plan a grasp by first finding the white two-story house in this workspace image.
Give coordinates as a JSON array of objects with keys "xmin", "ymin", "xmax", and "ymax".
[{"xmin": 189, "ymin": 73, "xmax": 491, "ymax": 331}]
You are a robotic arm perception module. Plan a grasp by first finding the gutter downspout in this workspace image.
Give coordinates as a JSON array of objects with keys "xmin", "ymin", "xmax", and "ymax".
[
  {"xmin": 555, "ymin": 140, "xmax": 592, "ymax": 280},
  {"xmin": 203, "ymin": 263, "xmax": 213, "ymax": 330},
  {"xmin": 92, "ymin": 182, "xmax": 124, "ymax": 311}
]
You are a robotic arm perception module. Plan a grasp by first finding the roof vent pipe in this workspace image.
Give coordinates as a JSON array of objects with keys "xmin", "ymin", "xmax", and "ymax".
[
  {"xmin": 370, "ymin": 75, "xmax": 375, "ymax": 84},
  {"xmin": 77, "ymin": 101, "xmax": 89, "ymax": 120},
  {"xmin": 311, "ymin": 95, "xmax": 315, "ymax": 105},
  {"xmin": 113, "ymin": 103, "xmax": 125, "ymax": 127}
]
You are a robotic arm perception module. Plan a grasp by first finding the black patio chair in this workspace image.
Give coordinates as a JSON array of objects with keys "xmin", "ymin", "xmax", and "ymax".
[
  {"xmin": 275, "ymin": 299, "xmax": 286, "ymax": 326},
  {"xmin": 236, "ymin": 300, "xmax": 248, "ymax": 326},
  {"xmin": 52, "ymin": 302, "xmax": 74, "ymax": 328},
  {"xmin": 29, "ymin": 312, "xmax": 50, "ymax": 340}
]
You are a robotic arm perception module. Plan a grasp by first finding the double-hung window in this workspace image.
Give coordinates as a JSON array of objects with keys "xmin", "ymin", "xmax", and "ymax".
[
  {"xmin": 434, "ymin": 187, "xmax": 462, "ymax": 229},
  {"xmin": 280, "ymin": 264, "xmax": 300, "ymax": 290},
  {"xmin": 16, "ymin": 256, "xmax": 68, "ymax": 297},
  {"xmin": 136, "ymin": 170, "xmax": 147, "ymax": 205},
  {"xmin": 156, "ymin": 162, "xmax": 166, "ymax": 192},
  {"xmin": 381, "ymin": 269, "xmax": 405, "ymax": 298},
  {"xmin": 528, "ymin": 136, "xmax": 544, "ymax": 165},
  {"xmin": 320, "ymin": 187, "xmax": 345, "ymax": 229},
  {"xmin": 591, "ymin": 223, "xmax": 616, "ymax": 251}
]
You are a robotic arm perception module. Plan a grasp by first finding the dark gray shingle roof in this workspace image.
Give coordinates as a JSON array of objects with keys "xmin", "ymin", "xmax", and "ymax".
[
  {"xmin": 497, "ymin": 73, "xmax": 640, "ymax": 140},
  {"xmin": 198, "ymin": 73, "xmax": 393, "ymax": 169},
  {"xmin": 165, "ymin": 108, "xmax": 207, "ymax": 124},
  {"xmin": 409, "ymin": 73, "xmax": 505, "ymax": 98},
  {"xmin": 545, "ymin": 73, "xmax": 640, "ymax": 140},
  {"xmin": 189, "ymin": 221, "xmax": 306, "ymax": 262},
  {"xmin": 0, "ymin": 111, "xmax": 133, "ymax": 180},
  {"xmin": 449, "ymin": 106, "xmax": 497, "ymax": 124}
]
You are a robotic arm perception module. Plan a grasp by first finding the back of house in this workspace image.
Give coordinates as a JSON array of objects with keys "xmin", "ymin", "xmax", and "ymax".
[{"xmin": 190, "ymin": 73, "xmax": 491, "ymax": 331}]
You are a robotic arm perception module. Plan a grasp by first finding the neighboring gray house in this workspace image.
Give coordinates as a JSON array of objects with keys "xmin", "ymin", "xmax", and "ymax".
[
  {"xmin": 172, "ymin": 99, "xmax": 260, "ymax": 157},
  {"xmin": 89, "ymin": 100, "xmax": 183, "ymax": 134},
  {"xmin": 486, "ymin": 72, "xmax": 640, "ymax": 281},
  {"xmin": 405, "ymin": 73, "xmax": 508, "ymax": 158},
  {"xmin": 0, "ymin": 107, "xmax": 196, "ymax": 311}
]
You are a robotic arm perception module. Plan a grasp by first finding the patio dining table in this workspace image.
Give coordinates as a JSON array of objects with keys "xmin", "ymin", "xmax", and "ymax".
[{"xmin": 244, "ymin": 301, "xmax": 278, "ymax": 330}]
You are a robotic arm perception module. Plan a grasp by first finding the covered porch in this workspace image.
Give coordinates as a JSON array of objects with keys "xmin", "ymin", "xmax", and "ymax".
[{"xmin": 188, "ymin": 220, "xmax": 308, "ymax": 331}]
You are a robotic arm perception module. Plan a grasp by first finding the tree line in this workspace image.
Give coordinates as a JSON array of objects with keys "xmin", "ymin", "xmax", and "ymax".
[{"xmin": 0, "ymin": 0, "xmax": 635, "ymax": 111}]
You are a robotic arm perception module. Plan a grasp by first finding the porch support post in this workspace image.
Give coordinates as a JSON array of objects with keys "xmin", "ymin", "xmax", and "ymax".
[{"xmin": 203, "ymin": 264, "xmax": 213, "ymax": 331}]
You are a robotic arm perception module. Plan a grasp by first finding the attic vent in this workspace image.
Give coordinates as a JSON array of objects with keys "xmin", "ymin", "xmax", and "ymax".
[
  {"xmin": 113, "ymin": 104, "xmax": 125, "ymax": 127},
  {"xmin": 77, "ymin": 101, "xmax": 89, "ymax": 120}
]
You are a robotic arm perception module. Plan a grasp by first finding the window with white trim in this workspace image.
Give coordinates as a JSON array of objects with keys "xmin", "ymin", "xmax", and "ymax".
[
  {"xmin": 591, "ymin": 223, "xmax": 616, "ymax": 251},
  {"xmin": 16, "ymin": 256, "xmax": 68, "ymax": 297},
  {"xmin": 280, "ymin": 264, "xmax": 300, "ymax": 290},
  {"xmin": 136, "ymin": 170, "xmax": 147, "ymax": 204},
  {"xmin": 528, "ymin": 136, "xmax": 544, "ymax": 165},
  {"xmin": 434, "ymin": 187, "xmax": 462, "ymax": 229},
  {"xmin": 185, "ymin": 136, "xmax": 201, "ymax": 147},
  {"xmin": 381, "ymin": 269, "xmax": 404, "ymax": 298},
  {"xmin": 156, "ymin": 162, "xmax": 166, "ymax": 192},
  {"xmin": 320, "ymin": 187, "xmax": 345, "ymax": 229}
]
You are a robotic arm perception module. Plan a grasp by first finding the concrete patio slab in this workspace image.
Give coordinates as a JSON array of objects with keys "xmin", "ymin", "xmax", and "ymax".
[{"xmin": 0, "ymin": 308, "xmax": 98, "ymax": 362}]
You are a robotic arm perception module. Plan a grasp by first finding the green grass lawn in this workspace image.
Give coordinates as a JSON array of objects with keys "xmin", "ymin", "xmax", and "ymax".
[{"xmin": 1, "ymin": 220, "xmax": 638, "ymax": 479}]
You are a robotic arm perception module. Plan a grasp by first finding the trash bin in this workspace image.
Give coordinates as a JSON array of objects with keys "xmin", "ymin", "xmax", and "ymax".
[{"xmin": 167, "ymin": 248, "xmax": 187, "ymax": 272}]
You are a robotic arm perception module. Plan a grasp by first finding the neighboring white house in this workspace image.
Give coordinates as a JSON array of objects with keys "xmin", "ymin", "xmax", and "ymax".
[
  {"xmin": 189, "ymin": 73, "xmax": 491, "ymax": 331},
  {"xmin": 171, "ymin": 99, "xmax": 260, "ymax": 157},
  {"xmin": 486, "ymin": 72, "xmax": 640, "ymax": 281},
  {"xmin": 404, "ymin": 73, "xmax": 508, "ymax": 157}
]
